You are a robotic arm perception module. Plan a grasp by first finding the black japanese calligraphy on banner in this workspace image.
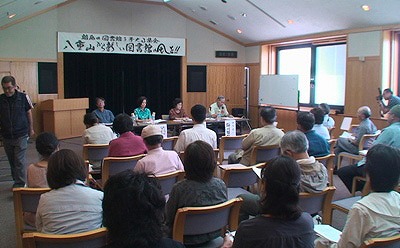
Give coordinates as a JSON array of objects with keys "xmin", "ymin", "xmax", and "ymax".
[{"xmin": 58, "ymin": 32, "xmax": 185, "ymax": 56}]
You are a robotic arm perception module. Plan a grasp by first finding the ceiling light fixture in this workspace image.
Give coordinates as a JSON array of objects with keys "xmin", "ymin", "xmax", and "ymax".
[
  {"xmin": 236, "ymin": 29, "xmax": 242, "ymax": 34},
  {"xmin": 287, "ymin": 19, "xmax": 294, "ymax": 24},
  {"xmin": 34, "ymin": 1, "xmax": 43, "ymax": 5},
  {"xmin": 200, "ymin": 6, "xmax": 207, "ymax": 11},
  {"xmin": 241, "ymin": 13, "xmax": 247, "ymax": 17},
  {"xmin": 228, "ymin": 15, "xmax": 236, "ymax": 21},
  {"xmin": 361, "ymin": 5, "xmax": 370, "ymax": 11},
  {"xmin": 7, "ymin": 12, "xmax": 16, "ymax": 19}
]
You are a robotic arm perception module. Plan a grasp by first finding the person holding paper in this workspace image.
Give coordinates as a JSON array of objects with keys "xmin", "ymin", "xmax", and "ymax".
[
  {"xmin": 134, "ymin": 125, "xmax": 183, "ymax": 176},
  {"xmin": 334, "ymin": 106, "xmax": 377, "ymax": 167},
  {"xmin": 222, "ymin": 156, "xmax": 314, "ymax": 248},
  {"xmin": 209, "ymin": 95, "xmax": 230, "ymax": 118},
  {"xmin": 316, "ymin": 144, "xmax": 400, "ymax": 248},
  {"xmin": 228, "ymin": 106, "xmax": 284, "ymax": 165}
]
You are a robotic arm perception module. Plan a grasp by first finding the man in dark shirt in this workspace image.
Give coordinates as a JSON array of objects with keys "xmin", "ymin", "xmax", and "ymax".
[
  {"xmin": 0, "ymin": 76, "xmax": 34, "ymax": 187},
  {"xmin": 379, "ymin": 88, "xmax": 400, "ymax": 114}
]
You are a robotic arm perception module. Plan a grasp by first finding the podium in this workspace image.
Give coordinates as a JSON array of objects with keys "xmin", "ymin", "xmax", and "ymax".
[{"xmin": 41, "ymin": 98, "xmax": 89, "ymax": 139}]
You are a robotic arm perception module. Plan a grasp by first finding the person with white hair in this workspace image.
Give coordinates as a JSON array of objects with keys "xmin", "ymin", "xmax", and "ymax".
[
  {"xmin": 209, "ymin": 95, "xmax": 229, "ymax": 118},
  {"xmin": 334, "ymin": 106, "xmax": 376, "ymax": 167}
]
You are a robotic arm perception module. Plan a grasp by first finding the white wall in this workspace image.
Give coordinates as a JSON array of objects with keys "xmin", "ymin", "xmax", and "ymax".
[
  {"xmin": 245, "ymin": 46, "xmax": 260, "ymax": 63},
  {"xmin": 0, "ymin": 0, "xmax": 247, "ymax": 63},
  {"xmin": 348, "ymin": 31, "xmax": 381, "ymax": 57}
]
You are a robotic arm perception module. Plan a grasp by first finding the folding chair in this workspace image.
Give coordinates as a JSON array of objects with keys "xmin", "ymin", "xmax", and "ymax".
[
  {"xmin": 360, "ymin": 234, "xmax": 400, "ymax": 248},
  {"xmin": 315, "ymin": 154, "xmax": 335, "ymax": 186},
  {"xmin": 161, "ymin": 136, "xmax": 178, "ymax": 151},
  {"xmin": 299, "ymin": 186, "xmax": 336, "ymax": 224},
  {"xmin": 155, "ymin": 170, "xmax": 185, "ymax": 196},
  {"xmin": 249, "ymin": 144, "xmax": 280, "ymax": 165},
  {"xmin": 218, "ymin": 134, "xmax": 248, "ymax": 164}
]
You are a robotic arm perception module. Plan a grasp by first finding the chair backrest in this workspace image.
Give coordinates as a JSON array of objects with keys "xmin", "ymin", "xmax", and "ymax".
[
  {"xmin": 358, "ymin": 131, "xmax": 380, "ymax": 150},
  {"xmin": 179, "ymin": 149, "xmax": 219, "ymax": 163},
  {"xmin": 219, "ymin": 134, "xmax": 247, "ymax": 164},
  {"xmin": 250, "ymin": 145, "xmax": 280, "ymax": 165},
  {"xmin": 315, "ymin": 154, "xmax": 335, "ymax": 186},
  {"xmin": 360, "ymin": 234, "xmax": 400, "ymax": 248},
  {"xmin": 222, "ymin": 166, "xmax": 259, "ymax": 188},
  {"xmin": 22, "ymin": 227, "xmax": 108, "ymax": 248},
  {"xmin": 82, "ymin": 144, "xmax": 109, "ymax": 162},
  {"xmin": 102, "ymin": 154, "xmax": 146, "ymax": 185},
  {"xmin": 155, "ymin": 170, "xmax": 185, "ymax": 196},
  {"xmin": 161, "ymin": 136, "xmax": 178, "ymax": 151},
  {"xmin": 299, "ymin": 186, "xmax": 336, "ymax": 224},
  {"xmin": 13, "ymin": 188, "xmax": 51, "ymax": 248},
  {"xmin": 172, "ymin": 198, "xmax": 243, "ymax": 243}
]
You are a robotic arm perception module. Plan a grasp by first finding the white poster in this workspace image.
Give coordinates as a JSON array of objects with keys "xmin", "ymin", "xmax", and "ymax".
[
  {"xmin": 58, "ymin": 32, "xmax": 185, "ymax": 56},
  {"xmin": 158, "ymin": 124, "xmax": 168, "ymax": 138},
  {"xmin": 224, "ymin": 120, "xmax": 236, "ymax": 136}
]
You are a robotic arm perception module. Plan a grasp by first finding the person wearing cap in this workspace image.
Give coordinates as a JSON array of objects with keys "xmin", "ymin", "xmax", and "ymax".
[
  {"xmin": 337, "ymin": 105, "xmax": 400, "ymax": 193},
  {"xmin": 134, "ymin": 125, "xmax": 184, "ymax": 176},
  {"xmin": 378, "ymin": 88, "xmax": 400, "ymax": 114}
]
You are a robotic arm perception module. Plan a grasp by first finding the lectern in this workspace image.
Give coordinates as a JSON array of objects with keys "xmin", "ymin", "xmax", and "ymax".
[{"xmin": 41, "ymin": 98, "xmax": 89, "ymax": 139}]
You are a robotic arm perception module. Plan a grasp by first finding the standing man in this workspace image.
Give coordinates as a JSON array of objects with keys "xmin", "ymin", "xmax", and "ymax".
[
  {"xmin": 378, "ymin": 88, "xmax": 400, "ymax": 114},
  {"xmin": 0, "ymin": 76, "xmax": 34, "ymax": 187},
  {"xmin": 92, "ymin": 97, "xmax": 115, "ymax": 124},
  {"xmin": 209, "ymin": 95, "xmax": 230, "ymax": 117}
]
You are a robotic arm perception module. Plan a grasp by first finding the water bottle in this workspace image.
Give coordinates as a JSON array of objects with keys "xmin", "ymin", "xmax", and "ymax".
[
  {"xmin": 151, "ymin": 112, "xmax": 156, "ymax": 124},
  {"xmin": 131, "ymin": 113, "xmax": 136, "ymax": 125}
]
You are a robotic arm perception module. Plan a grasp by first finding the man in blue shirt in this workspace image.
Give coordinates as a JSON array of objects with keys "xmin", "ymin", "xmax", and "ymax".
[
  {"xmin": 338, "ymin": 105, "xmax": 400, "ymax": 193},
  {"xmin": 92, "ymin": 97, "xmax": 115, "ymax": 124},
  {"xmin": 297, "ymin": 111, "xmax": 330, "ymax": 157}
]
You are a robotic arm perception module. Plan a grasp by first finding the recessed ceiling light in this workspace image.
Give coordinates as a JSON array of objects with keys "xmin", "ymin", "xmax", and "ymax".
[
  {"xmin": 7, "ymin": 12, "xmax": 16, "ymax": 19},
  {"xmin": 287, "ymin": 19, "xmax": 294, "ymax": 24},
  {"xmin": 209, "ymin": 20, "xmax": 218, "ymax": 25},
  {"xmin": 236, "ymin": 29, "xmax": 242, "ymax": 34},
  {"xmin": 361, "ymin": 5, "xmax": 370, "ymax": 11},
  {"xmin": 200, "ymin": 6, "xmax": 207, "ymax": 11},
  {"xmin": 241, "ymin": 13, "xmax": 247, "ymax": 17},
  {"xmin": 34, "ymin": 1, "xmax": 43, "ymax": 5}
]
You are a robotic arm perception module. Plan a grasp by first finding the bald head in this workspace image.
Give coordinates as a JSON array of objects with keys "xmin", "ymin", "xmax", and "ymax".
[{"xmin": 357, "ymin": 106, "xmax": 371, "ymax": 119}]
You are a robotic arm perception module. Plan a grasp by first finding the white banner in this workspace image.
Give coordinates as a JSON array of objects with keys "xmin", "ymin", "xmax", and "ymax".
[{"xmin": 58, "ymin": 32, "xmax": 185, "ymax": 56}]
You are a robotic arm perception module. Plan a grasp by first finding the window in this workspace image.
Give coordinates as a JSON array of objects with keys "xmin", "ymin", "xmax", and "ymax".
[{"xmin": 277, "ymin": 43, "xmax": 346, "ymax": 106}]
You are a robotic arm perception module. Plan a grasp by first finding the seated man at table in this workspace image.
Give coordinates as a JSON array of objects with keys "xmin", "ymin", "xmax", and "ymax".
[
  {"xmin": 134, "ymin": 125, "xmax": 184, "ymax": 176},
  {"xmin": 297, "ymin": 111, "xmax": 330, "ymax": 157},
  {"xmin": 82, "ymin": 113, "xmax": 116, "ymax": 144},
  {"xmin": 337, "ymin": 105, "xmax": 400, "ymax": 193},
  {"xmin": 228, "ymin": 106, "xmax": 284, "ymax": 165},
  {"xmin": 209, "ymin": 95, "xmax": 230, "ymax": 118},
  {"xmin": 92, "ymin": 97, "xmax": 115, "ymax": 124},
  {"xmin": 174, "ymin": 104, "xmax": 217, "ymax": 152},
  {"xmin": 237, "ymin": 130, "xmax": 328, "ymax": 222}
]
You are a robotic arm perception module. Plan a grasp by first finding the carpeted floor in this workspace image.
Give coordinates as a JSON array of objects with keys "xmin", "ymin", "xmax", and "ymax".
[{"xmin": 0, "ymin": 137, "xmax": 353, "ymax": 248}]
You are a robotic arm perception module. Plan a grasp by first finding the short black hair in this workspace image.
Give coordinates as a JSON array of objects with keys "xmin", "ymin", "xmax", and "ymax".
[
  {"xmin": 113, "ymin": 113, "xmax": 133, "ymax": 134},
  {"xmin": 46, "ymin": 149, "xmax": 86, "ymax": 189},
  {"xmin": 297, "ymin": 111, "xmax": 315, "ymax": 131},
  {"xmin": 260, "ymin": 106, "xmax": 277, "ymax": 124},
  {"xmin": 95, "ymin": 97, "xmax": 105, "ymax": 103},
  {"xmin": 319, "ymin": 103, "xmax": 330, "ymax": 115},
  {"xmin": 172, "ymin": 98, "xmax": 182, "ymax": 108},
  {"xmin": 191, "ymin": 104, "xmax": 206, "ymax": 123},
  {"xmin": 143, "ymin": 135, "xmax": 163, "ymax": 146},
  {"xmin": 103, "ymin": 171, "xmax": 165, "ymax": 247},
  {"xmin": 1, "ymin": 76, "xmax": 16, "ymax": 86},
  {"xmin": 36, "ymin": 132, "xmax": 59, "ymax": 158},
  {"xmin": 137, "ymin": 96, "xmax": 147, "ymax": 107},
  {"xmin": 383, "ymin": 88, "xmax": 393, "ymax": 94},
  {"xmin": 83, "ymin": 113, "xmax": 99, "ymax": 126},
  {"xmin": 310, "ymin": 107, "xmax": 325, "ymax": 125},
  {"xmin": 260, "ymin": 156, "xmax": 301, "ymax": 220},
  {"xmin": 184, "ymin": 140, "xmax": 215, "ymax": 182},
  {"xmin": 365, "ymin": 144, "xmax": 400, "ymax": 192}
]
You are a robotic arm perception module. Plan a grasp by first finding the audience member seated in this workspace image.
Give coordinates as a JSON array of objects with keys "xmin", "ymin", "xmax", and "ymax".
[
  {"xmin": 319, "ymin": 103, "xmax": 335, "ymax": 129},
  {"xmin": 103, "ymin": 170, "xmax": 185, "ymax": 248},
  {"xmin": 92, "ymin": 97, "xmax": 115, "ymax": 123},
  {"xmin": 166, "ymin": 140, "xmax": 227, "ymax": 246},
  {"xmin": 311, "ymin": 107, "xmax": 330, "ymax": 140},
  {"xmin": 134, "ymin": 125, "xmax": 184, "ymax": 176},
  {"xmin": 108, "ymin": 114, "xmax": 147, "ymax": 157},
  {"xmin": 334, "ymin": 106, "xmax": 377, "ymax": 166},
  {"xmin": 134, "ymin": 96, "xmax": 152, "ymax": 121},
  {"xmin": 82, "ymin": 113, "xmax": 116, "ymax": 144},
  {"xmin": 36, "ymin": 149, "xmax": 103, "ymax": 234},
  {"xmin": 338, "ymin": 105, "xmax": 400, "ymax": 193},
  {"xmin": 24, "ymin": 132, "xmax": 59, "ymax": 227},
  {"xmin": 297, "ymin": 112, "xmax": 330, "ymax": 157},
  {"xmin": 169, "ymin": 98, "xmax": 189, "ymax": 120},
  {"xmin": 228, "ymin": 106, "xmax": 284, "ymax": 165},
  {"xmin": 209, "ymin": 95, "xmax": 230, "ymax": 118},
  {"xmin": 237, "ymin": 131, "xmax": 328, "ymax": 222},
  {"xmin": 174, "ymin": 104, "xmax": 217, "ymax": 152},
  {"xmin": 316, "ymin": 144, "xmax": 400, "ymax": 248},
  {"xmin": 222, "ymin": 156, "xmax": 314, "ymax": 248}
]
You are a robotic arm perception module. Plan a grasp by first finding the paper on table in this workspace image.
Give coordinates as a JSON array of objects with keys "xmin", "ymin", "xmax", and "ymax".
[{"xmin": 314, "ymin": 224, "xmax": 342, "ymax": 243}]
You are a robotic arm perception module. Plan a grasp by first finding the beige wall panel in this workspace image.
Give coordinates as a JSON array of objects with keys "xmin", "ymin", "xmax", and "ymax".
[
  {"xmin": 225, "ymin": 65, "xmax": 245, "ymax": 112},
  {"xmin": 0, "ymin": 61, "xmax": 10, "ymax": 72},
  {"xmin": 207, "ymin": 65, "xmax": 227, "ymax": 107},
  {"xmin": 275, "ymin": 108, "xmax": 298, "ymax": 132},
  {"xmin": 249, "ymin": 106, "xmax": 260, "ymax": 128},
  {"xmin": 248, "ymin": 64, "xmax": 260, "ymax": 124},
  {"xmin": 0, "ymin": 72, "xmax": 10, "ymax": 80},
  {"xmin": 70, "ymin": 110, "xmax": 87, "ymax": 137},
  {"xmin": 185, "ymin": 92, "xmax": 207, "ymax": 117}
]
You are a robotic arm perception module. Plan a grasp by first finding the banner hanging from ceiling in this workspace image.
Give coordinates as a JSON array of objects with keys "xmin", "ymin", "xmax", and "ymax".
[{"xmin": 58, "ymin": 32, "xmax": 185, "ymax": 56}]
